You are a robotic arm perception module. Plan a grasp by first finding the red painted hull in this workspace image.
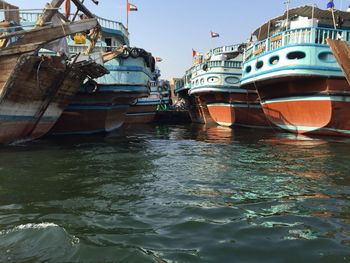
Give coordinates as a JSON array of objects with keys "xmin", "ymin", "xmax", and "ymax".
[
  {"xmin": 191, "ymin": 90, "xmax": 270, "ymax": 128},
  {"xmin": 246, "ymin": 77, "xmax": 350, "ymax": 136},
  {"xmin": 207, "ymin": 103, "xmax": 270, "ymax": 128}
]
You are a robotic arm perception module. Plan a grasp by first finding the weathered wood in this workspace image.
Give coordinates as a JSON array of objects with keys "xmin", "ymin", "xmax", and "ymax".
[
  {"xmin": 36, "ymin": 0, "xmax": 65, "ymax": 26},
  {"xmin": 327, "ymin": 39, "xmax": 350, "ymax": 86},
  {"xmin": 102, "ymin": 47, "xmax": 124, "ymax": 63},
  {"xmin": 0, "ymin": 19, "xmax": 98, "ymax": 57},
  {"xmin": 71, "ymin": 0, "xmax": 94, "ymax": 19}
]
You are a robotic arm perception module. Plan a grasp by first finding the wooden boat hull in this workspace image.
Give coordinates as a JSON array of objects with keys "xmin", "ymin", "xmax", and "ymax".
[
  {"xmin": 252, "ymin": 77, "xmax": 350, "ymax": 136},
  {"xmin": 191, "ymin": 90, "xmax": 270, "ymax": 128},
  {"xmin": 51, "ymin": 85, "xmax": 149, "ymax": 134},
  {"xmin": 0, "ymin": 54, "xmax": 70, "ymax": 144},
  {"xmin": 125, "ymin": 104, "xmax": 157, "ymax": 124}
]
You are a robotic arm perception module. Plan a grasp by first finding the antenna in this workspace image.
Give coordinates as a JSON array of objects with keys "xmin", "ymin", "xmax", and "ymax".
[{"xmin": 284, "ymin": 0, "xmax": 291, "ymax": 22}]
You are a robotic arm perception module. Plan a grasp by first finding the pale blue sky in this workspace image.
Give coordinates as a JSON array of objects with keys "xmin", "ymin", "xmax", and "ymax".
[{"xmin": 10, "ymin": 0, "xmax": 346, "ymax": 79}]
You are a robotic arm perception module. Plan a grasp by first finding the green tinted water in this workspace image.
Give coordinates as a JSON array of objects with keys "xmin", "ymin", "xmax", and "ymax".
[{"xmin": 0, "ymin": 124, "xmax": 349, "ymax": 262}]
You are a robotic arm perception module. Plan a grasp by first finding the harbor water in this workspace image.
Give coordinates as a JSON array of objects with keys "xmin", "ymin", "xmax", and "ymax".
[{"xmin": 0, "ymin": 124, "xmax": 349, "ymax": 262}]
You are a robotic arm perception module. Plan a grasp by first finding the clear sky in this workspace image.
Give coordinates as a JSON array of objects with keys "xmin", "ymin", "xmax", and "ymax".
[{"xmin": 10, "ymin": 0, "xmax": 347, "ymax": 79}]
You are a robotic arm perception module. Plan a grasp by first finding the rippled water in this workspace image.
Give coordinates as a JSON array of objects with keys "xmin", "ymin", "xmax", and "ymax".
[{"xmin": 0, "ymin": 124, "xmax": 349, "ymax": 262}]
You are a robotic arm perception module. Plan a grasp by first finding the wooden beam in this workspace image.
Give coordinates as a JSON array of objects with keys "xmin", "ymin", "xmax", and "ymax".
[
  {"xmin": 0, "ymin": 19, "xmax": 98, "ymax": 56},
  {"xmin": 36, "ymin": 0, "xmax": 65, "ymax": 26},
  {"xmin": 327, "ymin": 39, "xmax": 350, "ymax": 86},
  {"xmin": 71, "ymin": 0, "xmax": 94, "ymax": 19},
  {"xmin": 0, "ymin": 18, "xmax": 97, "ymax": 41}
]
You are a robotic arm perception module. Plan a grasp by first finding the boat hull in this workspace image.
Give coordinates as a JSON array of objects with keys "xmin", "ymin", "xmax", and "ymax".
[
  {"xmin": 191, "ymin": 89, "xmax": 270, "ymax": 128},
  {"xmin": 252, "ymin": 77, "xmax": 350, "ymax": 136},
  {"xmin": 125, "ymin": 104, "xmax": 157, "ymax": 124},
  {"xmin": 0, "ymin": 54, "xmax": 75, "ymax": 144},
  {"xmin": 51, "ymin": 85, "xmax": 149, "ymax": 134}
]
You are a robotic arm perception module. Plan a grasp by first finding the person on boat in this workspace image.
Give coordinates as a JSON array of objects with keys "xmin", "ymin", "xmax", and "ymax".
[{"xmin": 327, "ymin": 0, "xmax": 335, "ymax": 10}]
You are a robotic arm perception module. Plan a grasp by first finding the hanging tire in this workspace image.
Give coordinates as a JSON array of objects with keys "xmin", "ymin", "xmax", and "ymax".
[
  {"xmin": 202, "ymin": 63, "xmax": 208, "ymax": 71},
  {"xmin": 84, "ymin": 80, "xmax": 98, "ymax": 94},
  {"xmin": 121, "ymin": 48, "xmax": 130, "ymax": 59},
  {"xmin": 130, "ymin": 48, "xmax": 140, "ymax": 58}
]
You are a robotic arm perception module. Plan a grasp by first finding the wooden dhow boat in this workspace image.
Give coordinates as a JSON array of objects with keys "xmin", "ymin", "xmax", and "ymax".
[
  {"xmin": 241, "ymin": 5, "xmax": 350, "ymax": 136},
  {"xmin": 0, "ymin": 0, "xmax": 105, "ymax": 144},
  {"xmin": 47, "ymin": 15, "xmax": 155, "ymax": 134},
  {"xmin": 189, "ymin": 45, "xmax": 270, "ymax": 128}
]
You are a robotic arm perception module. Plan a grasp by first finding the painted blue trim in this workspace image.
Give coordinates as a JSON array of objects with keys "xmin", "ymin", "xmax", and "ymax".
[
  {"xmin": 52, "ymin": 129, "xmax": 108, "ymax": 136},
  {"xmin": 126, "ymin": 111, "xmax": 156, "ymax": 116},
  {"xmin": 101, "ymin": 27, "xmax": 129, "ymax": 45},
  {"xmin": 0, "ymin": 115, "xmax": 56, "ymax": 122},
  {"xmin": 104, "ymin": 65, "xmax": 153, "ymax": 79},
  {"xmin": 66, "ymin": 104, "xmax": 129, "ymax": 110},
  {"xmin": 244, "ymin": 43, "xmax": 330, "ymax": 64},
  {"xmin": 97, "ymin": 85, "xmax": 149, "ymax": 93},
  {"xmin": 241, "ymin": 65, "xmax": 342, "ymax": 82}
]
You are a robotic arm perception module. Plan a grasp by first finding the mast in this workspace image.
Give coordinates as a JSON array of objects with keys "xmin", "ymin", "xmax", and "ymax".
[
  {"xmin": 284, "ymin": 0, "xmax": 290, "ymax": 29},
  {"xmin": 126, "ymin": 0, "xmax": 129, "ymax": 29}
]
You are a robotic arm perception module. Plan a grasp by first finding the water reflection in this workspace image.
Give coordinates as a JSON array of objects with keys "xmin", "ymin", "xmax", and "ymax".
[{"xmin": 0, "ymin": 124, "xmax": 349, "ymax": 262}]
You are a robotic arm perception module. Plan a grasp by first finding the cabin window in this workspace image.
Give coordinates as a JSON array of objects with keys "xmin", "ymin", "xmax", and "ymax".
[
  {"xmin": 318, "ymin": 52, "xmax": 335, "ymax": 63},
  {"xmin": 287, "ymin": 51, "xmax": 306, "ymax": 60},
  {"xmin": 269, "ymin": 56, "xmax": 279, "ymax": 65},
  {"xmin": 225, "ymin": 77, "xmax": 240, "ymax": 84},
  {"xmin": 105, "ymin": 38, "xmax": 112, "ymax": 52},
  {"xmin": 200, "ymin": 78, "xmax": 205, "ymax": 85},
  {"xmin": 256, "ymin": 60, "xmax": 264, "ymax": 70},
  {"xmin": 207, "ymin": 76, "xmax": 219, "ymax": 83},
  {"xmin": 245, "ymin": 65, "xmax": 252, "ymax": 73}
]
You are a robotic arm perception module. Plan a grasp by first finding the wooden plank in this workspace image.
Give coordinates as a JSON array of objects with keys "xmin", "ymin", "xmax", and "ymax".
[
  {"xmin": 327, "ymin": 39, "xmax": 350, "ymax": 86},
  {"xmin": 71, "ymin": 0, "xmax": 95, "ymax": 19},
  {"xmin": 36, "ymin": 0, "xmax": 65, "ymax": 26},
  {"xmin": 0, "ymin": 19, "xmax": 98, "ymax": 56}
]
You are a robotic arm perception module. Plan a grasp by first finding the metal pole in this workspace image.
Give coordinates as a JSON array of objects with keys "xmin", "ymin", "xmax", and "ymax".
[{"xmin": 126, "ymin": 0, "xmax": 129, "ymax": 29}]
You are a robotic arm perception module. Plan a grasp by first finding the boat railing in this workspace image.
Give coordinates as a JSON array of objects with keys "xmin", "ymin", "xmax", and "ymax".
[
  {"xmin": 189, "ymin": 60, "xmax": 242, "ymax": 75},
  {"xmin": 244, "ymin": 26, "xmax": 350, "ymax": 61},
  {"xmin": 20, "ymin": 12, "xmax": 128, "ymax": 37},
  {"xmin": 211, "ymin": 44, "xmax": 240, "ymax": 55}
]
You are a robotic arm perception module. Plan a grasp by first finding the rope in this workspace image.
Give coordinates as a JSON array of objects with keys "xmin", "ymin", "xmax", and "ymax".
[
  {"xmin": 253, "ymin": 80, "xmax": 277, "ymax": 131},
  {"xmin": 36, "ymin": 57, "xmax": 45, "ymax": 92}
]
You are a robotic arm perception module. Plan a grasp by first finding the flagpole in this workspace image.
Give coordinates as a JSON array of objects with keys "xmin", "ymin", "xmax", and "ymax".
[{"xmin": 126, "ymin": 0, "xmax": 129, "ymax": 29}]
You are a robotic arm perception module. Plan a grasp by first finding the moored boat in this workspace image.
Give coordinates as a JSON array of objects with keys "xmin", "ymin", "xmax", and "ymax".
[
  {"xmin": 0, "ymin": 0, "xmax": 101, "ymax": 144},
  {"xmin": 49, "ymin": 16, "xmax": 155, "ymax": 134},
  {"xmin": 188, "ymin": 45, "xmax": 270, "ymax": 128},
  {"xmin": 241, "ymin": 5, "xmax": 350, "ymax": 136},
  {"xmin": 125, "ymin": 73, "xmax": 170, "ymax": 124}
]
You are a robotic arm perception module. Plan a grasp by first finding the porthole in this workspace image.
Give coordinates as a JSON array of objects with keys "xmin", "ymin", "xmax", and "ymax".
[
  {"xmin": 256, "ymin": 60, "xmax": 264, "ymax": 69},
  {"xmin": 225, "ymin": 77, "xmax": 240, "ymax": 84},
  {"xmin": 287, "ymin": 51, "xmax": 306, "ymax": 60},
  {"xmin": 245, "ymin": 65, "xmax": 252, "ymax": 73},
  {"xmin": 200, "ymin": 78, "xmax": 205, "ymax": 84},
  {"xmin": 207, "ymin": 76, "xmax": 219, "ymax": 83},
  {"xmin": 318, "ymin": 52, "xmax": 335, "ymax": 62},
  {"xmin": 269, "ymin": 55, "xmax": 279, "ymax": 65}
]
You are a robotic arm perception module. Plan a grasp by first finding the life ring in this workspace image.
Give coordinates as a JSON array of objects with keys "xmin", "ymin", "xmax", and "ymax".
[
  {"xmin": 64, "ymin": 0, "xmax": 71, "ymax": 19},
  {"xmin": 84, "ymin": 80, "xmax": 98, "ymax": 94},
  {"xmin": 202, "ymin": 63, "xmax": 208, "ymax": 71},
  {"xmin": 130, "ymin": 48, "xmax": 140, "ymax": 58}
]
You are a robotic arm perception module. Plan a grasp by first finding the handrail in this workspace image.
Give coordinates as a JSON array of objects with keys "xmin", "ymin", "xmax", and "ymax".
[
  {"xmin": 19, "ymin": 12, "xmax": 128, "ymax": 37},
  {"xmin": 187, "ymin": 60, "xmax": 242, "ymax": 75},
  {"xmin": 244, "ymin": 26, "xmax": 350, "ymax": 61}
]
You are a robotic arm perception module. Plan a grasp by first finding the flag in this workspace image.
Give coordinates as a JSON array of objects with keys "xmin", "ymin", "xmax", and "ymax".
[
  {"xmin": 128, "ymin": 3, "xmax": 138, "ymax": 11},
  {"xmin": 211, "ymin": 31, "xmax": 220, "ymax": 38},
  {"xmin": 155, "ymin": 57, "xmax": 163, "ymax": 62},
  {"xmin": 192, "ymin": 49, "xmax": 197, "ymax": 57}
]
